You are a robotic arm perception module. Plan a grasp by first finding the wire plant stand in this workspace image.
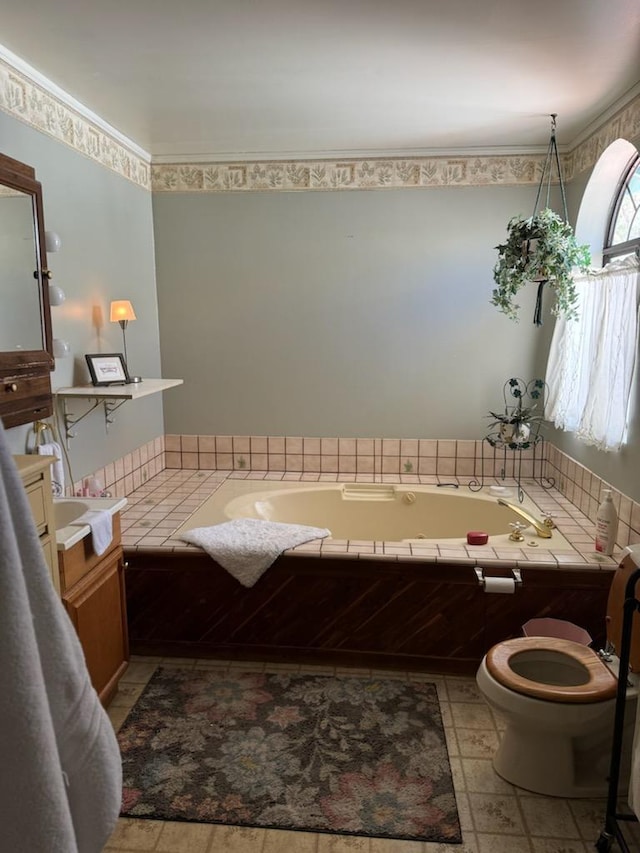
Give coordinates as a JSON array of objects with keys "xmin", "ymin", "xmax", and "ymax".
[{"xmin": 469, "ymin": 378, "xmax": 555, "ymax": 502}]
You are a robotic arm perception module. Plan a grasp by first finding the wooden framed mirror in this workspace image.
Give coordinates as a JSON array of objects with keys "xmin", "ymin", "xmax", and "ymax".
[{"xmin": 0, "ymin": 153, "xmax": 54, "ymax": 429}]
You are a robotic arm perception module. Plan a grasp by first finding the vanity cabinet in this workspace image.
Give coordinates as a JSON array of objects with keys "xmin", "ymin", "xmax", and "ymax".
[
  {"xmin": 15, "ymin": 453, "xmax": 128, "ymax": 704},
  {"xmin": 15, "ymin": 454, "xmax": 59, "ymax": 592},
  {"xmin": 58, "ymin": 514, "xmax": 129, "ymax": 706}
]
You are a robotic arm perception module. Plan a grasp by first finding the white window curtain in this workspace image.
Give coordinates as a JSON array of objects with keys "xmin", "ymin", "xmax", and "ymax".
[{"xmin": 545, "ymin": 256, "xmax": 640, "ymax": 451}]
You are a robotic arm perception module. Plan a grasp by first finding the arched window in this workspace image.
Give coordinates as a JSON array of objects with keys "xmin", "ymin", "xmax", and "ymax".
[
  {"xmin": 545, "ymin": 140, "xmax": 640, "ymax": 451},
  {"xmin": 603, "ymin": 153, "xmax": 640, "ymax": 263}
]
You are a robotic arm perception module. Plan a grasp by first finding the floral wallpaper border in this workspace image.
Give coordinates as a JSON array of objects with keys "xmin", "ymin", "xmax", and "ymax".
[
  {"xmin": 1, "ymin": 50, "xmax": 639, "ymax": 193},
  {"xmin": 0, "ymin": 57, "xmax": 151, "ymax": 190},
  {"xmin": 151, "ymin": 93, "xmax": 640, "ymax": 192},
  {"xmin": 152, "ymin": 155, "xmax": 544, "ymax": 192}
]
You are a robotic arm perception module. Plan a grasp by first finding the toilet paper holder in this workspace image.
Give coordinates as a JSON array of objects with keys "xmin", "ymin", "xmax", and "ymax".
[{"xmin": 474, "ymin": 567, "xmax": 522, "ymax": 587}]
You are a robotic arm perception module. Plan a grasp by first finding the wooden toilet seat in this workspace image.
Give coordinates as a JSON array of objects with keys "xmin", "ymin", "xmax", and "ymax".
[{"xmin": 486, "ymin": 637, "xmax": 618, "ymax": 703}]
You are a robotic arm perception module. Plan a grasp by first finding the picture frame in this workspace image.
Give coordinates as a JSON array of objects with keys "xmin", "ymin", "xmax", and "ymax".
[{"xmin": 85, "ymin": 352, "xmax": 130, "ymax": 386}]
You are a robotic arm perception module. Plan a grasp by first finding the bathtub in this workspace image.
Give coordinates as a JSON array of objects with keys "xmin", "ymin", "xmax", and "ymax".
[
  {"xmin": 127, "ymin": 479, "xmax": 609, "ymax": 674},
  {"xmin": 176, "ymin": 480, "xmax": 574, "ymax": 549}
]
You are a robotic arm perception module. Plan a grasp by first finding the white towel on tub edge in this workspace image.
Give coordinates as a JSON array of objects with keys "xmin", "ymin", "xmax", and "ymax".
[{"xmin": 179, "ymin": 517, "xmax": 331, "ymax": 587}]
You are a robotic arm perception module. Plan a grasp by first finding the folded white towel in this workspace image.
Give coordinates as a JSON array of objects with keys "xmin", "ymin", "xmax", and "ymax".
[
  {"xmin": 179, "ymin": 517, "xmax": 331, "ymax": 587},
  {"xmin": 37, "ymin": 442, "xmax": 65, "ymax": 496},
  {"xmin": 75, "ymin": 510, "xmax": 113, "ymax": 557}
]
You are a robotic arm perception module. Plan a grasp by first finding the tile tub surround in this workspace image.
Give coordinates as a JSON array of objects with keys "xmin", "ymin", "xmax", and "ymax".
[
  {"xmin": 69, "ymin": 434, "xmax": 165, "ymax": 499},
  {"xmin": 79, "ymin": 434, "xmax": 639, "ymax": 563},
  {"xmin": 160, "ymin": 433, "xmax": 638, "ymax": 552},
  {"xmin": 119, "ymin": 468, "xmax": 619, "ymax": 572},
  {"xmin": 163, "ymin": 434, "xmax": 543, "ymax": 480},
  {"xmin": 546, "ymin": 443, "xmax": 640, "ymax": 553}
]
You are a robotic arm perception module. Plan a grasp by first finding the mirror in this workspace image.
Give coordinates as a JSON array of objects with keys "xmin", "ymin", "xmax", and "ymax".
[
  {"xmin": 0, "ymin": 153, "xmax": 54, "ymax": 429},
  {"xmin": 0, "ymin": 184, "xmax": 44, "ymax": 349}
]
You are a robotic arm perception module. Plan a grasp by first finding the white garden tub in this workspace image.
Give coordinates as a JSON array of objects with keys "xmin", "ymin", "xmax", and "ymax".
[{"xmin": 177, "ymin": 480, "xmax": 573, "ymax": 549}]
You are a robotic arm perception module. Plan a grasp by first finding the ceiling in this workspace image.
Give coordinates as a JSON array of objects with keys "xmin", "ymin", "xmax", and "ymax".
[{"xmin": 2, "ymin": 0, "xmax": 640, "ymax": 162}]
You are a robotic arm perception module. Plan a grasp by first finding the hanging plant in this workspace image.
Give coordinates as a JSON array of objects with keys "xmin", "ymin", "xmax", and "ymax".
[{"xmin": 491, "ymin": 208, "xmax": 591, "ymax": 323}]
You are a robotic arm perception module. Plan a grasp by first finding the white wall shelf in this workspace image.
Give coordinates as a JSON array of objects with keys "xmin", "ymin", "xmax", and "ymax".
[{"xmin": 56, "ymin": 378, "xmax": 183, "ymax": 444}]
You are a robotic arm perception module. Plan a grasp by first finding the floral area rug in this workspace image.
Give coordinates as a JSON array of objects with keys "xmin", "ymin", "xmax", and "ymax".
[{"xmin": 118, "ymin": 667, "xmax": 462, "ymax": 843}]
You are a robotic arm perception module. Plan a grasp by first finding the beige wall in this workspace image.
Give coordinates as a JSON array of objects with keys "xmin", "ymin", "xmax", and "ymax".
[
  {"xmin": 1, "ymin": 111, "xmax": 164, "ymax": 483},
  {"xmin": 153, "ymin": 186, "xmax": 550, "ymax": 440}
]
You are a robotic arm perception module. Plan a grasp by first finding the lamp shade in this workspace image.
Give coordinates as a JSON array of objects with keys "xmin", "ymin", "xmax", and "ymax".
[{"xmin": 110, "ymin": 300, "xmax": 137, "ymax": 323}]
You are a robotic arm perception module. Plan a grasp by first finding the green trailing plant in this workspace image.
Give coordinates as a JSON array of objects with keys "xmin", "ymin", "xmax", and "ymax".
[{"xmin": 491, "ymin": 208, "xmax": 591, "ymax": 322}]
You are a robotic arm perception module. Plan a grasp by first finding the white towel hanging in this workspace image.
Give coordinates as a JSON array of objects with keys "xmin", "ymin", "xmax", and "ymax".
[
  {"xmin": 37, "ymin": 442, "xmax": 65, "ymax": 497},
  {"xmin": 74, "ymin": 510, "xmax": 113, "ymax": 557}
]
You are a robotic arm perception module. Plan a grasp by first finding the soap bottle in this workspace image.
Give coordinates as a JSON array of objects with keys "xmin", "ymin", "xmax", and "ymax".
[{"xmin": 595, "ymin": 490, "xmax": 618, "ymax": 556}]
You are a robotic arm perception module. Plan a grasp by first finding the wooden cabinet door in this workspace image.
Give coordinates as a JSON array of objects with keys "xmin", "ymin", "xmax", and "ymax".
[{"xmin": 63, "ymin": 549, "xmax": 129, "ymax": 705}]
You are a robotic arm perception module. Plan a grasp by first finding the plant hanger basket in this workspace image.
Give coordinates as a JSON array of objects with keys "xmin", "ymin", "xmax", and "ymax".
[{"xmin": 491, "ymin": 115, "xmax": 591, "ymax": 325}]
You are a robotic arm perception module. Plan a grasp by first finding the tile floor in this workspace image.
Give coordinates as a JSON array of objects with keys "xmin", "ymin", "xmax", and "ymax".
[{"xmin": 104, "ymin": 656, "xmax": 638, "ymax": 853}]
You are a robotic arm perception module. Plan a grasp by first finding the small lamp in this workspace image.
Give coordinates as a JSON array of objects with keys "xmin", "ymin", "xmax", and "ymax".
[{"xmin": 110, "ymin": 299, "xmax": 142, "ymax": 383}]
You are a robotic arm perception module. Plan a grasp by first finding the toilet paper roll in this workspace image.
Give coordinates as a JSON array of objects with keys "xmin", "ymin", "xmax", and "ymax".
[{"xmin": 484, "ymin": 576, "xmax": 515, "ymax": 594}]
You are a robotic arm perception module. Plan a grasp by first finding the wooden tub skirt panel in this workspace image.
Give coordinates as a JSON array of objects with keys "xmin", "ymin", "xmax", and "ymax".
[{"xmin": 124, "ymin": 550, "xmax": 612, "ymax": 676}]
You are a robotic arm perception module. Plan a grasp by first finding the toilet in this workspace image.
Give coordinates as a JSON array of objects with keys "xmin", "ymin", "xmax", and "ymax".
[{"xmin": 476, "ymin": 546, "xmax": 640, "ymax": 798}]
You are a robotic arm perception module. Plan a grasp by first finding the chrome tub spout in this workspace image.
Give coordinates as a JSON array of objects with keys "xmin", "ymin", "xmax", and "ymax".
[{"xmin": 496, "ymin": 498, "xmax": 553, "ymax": 538}]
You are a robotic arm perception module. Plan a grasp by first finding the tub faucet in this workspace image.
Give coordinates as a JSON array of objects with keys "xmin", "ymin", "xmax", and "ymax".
[{"xmin": 496, "ymin": 498, "xmax": 553, "ymax": 539}]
